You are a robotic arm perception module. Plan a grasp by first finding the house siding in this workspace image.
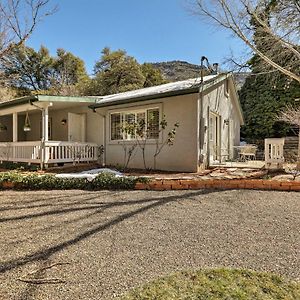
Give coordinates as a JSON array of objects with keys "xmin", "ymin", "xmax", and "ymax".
[
  {"xmin": 201, "ymin": 79, "xmax": 241, "ymax": 166},
  {"xmin": 96, "ymin": 93, "xmax": 199, "ymax": 172}
]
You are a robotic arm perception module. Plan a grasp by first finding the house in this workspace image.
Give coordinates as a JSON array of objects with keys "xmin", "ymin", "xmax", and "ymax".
[{"xmin": 0, "ymin": 73, "xmax": 243, "ymax": 172}]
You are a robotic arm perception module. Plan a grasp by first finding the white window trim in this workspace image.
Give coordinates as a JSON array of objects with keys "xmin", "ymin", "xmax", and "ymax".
[{"xmin": 107, "ymin": 104, "xmax": 163, "ymax": 144}]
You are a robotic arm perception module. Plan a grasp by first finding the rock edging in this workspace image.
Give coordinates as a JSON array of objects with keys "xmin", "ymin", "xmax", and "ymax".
[{"xmin": 135, "ymin": 179, "xmax": 300, "ymax": 192}]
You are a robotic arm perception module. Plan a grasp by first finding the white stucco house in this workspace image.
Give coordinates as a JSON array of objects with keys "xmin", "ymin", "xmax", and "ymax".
[{"xmin": 0, "ymin": 73, "xmax": 243, "ymax": 172}]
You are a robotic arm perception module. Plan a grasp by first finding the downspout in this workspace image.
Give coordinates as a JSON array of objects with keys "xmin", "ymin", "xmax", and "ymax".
[{"xmin": 198, "ymin": 56, "xmax": 209, "ymax": 170}]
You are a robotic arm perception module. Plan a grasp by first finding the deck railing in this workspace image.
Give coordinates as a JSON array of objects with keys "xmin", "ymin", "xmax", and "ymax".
[
  {"xmin": 265, "ymin": 138, "xmax": 285, "ymax": 167},
  {"xmin": 0, "ymin": 141, "xmax": 99, "ymax": 165}
]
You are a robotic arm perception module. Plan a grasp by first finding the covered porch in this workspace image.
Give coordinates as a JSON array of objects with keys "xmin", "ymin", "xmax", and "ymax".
[{"xmin": 0, "ymin": 95, "xmax": 102, "ymax": 168}]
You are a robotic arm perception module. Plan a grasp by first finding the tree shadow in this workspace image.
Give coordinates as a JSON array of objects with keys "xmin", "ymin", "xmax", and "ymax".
[{"xmin": 0, "ymin": 189, "xmax": 224, "ymax": 275}]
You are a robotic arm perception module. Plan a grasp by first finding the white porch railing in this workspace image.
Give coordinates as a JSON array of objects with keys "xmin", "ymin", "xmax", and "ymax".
[
  {"xmin": 0, "ymin": 141, "xmax": 99, "ymax": 166},
  {"xmin": 44, "ymin": 141, "xmax": 99, "ymax": 164},
  {"xmin": 265, "ymin": 138, "xmax": 285, "ymax": 168}
]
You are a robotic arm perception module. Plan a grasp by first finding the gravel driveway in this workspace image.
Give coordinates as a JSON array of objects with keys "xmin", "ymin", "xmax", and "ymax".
[{"xmin": 0, "ymin": 189, "xmax": 299, "ymax": 300}]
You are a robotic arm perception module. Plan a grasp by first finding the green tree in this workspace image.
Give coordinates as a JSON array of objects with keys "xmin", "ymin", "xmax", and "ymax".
[
  {"xmin": 50, "ymin": 48, "xmax": 89, "ymax": 95},
  {"xmin": 93, "ymin": 47, "xmax": 145, "ymax": 95},
  {"xmin": 141, "ymin": 63, "xmax": 167, "ymax": 87},
  {"xmin": 239, "ymin": 1, "xmax": 300, "ymax": 140},
  {"xmin": 1, "ymin": 45, "xmax": 54, "ymax": 91},
  {"xmin": 1, "ymin": 45, "xmax": 90, "ymax": 95},
  {"xmin": 239, "ymin": 75, "xmax": 299, "ymax": 139}
]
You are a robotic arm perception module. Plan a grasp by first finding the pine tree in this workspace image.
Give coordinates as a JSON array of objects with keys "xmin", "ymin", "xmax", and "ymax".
[{"xmin": 239, "ymin": 1, "xmax": 300, "ymax": 140}]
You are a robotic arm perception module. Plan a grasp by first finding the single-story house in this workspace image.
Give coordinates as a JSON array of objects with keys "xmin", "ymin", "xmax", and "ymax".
[{"xmin": 0, "ymin": 73, "xmax": 243, "ymax": 172}]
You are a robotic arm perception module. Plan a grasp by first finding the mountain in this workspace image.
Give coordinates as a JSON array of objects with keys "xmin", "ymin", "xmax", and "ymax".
[
  {"xmin": 150, "ymin": 60, "xmax": 249, "ymax": 89},
  {"xmin": 150, "ymin": 61, "xmax": 202, "ymax": 82}
]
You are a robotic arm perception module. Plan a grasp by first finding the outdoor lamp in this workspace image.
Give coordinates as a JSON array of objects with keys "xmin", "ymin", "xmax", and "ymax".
[
  {"xmin": 23, "ymin": 111, "xmax": 31, "ymax": 132},
  {"xmin": 61, "ymin": 119, "xmax": 67, "ymax": 125}
]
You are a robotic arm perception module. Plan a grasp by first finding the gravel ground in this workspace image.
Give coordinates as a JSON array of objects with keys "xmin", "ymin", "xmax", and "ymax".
[{"xmin": 0, "ymin": 189, "xmax": 299, "ymax": 300}]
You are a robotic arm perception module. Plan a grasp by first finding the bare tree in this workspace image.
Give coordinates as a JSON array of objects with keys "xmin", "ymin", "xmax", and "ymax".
[
  {"xmin": 0, "ymin": 0, "xmax": 55, "ymax": 59},
  {"xmin": 192, "ymin": 0, "xmax": 300, "ymax": 82},
  {"xmin": 278, "ymin": 104, "xmax": 300, "ymax": 169}
]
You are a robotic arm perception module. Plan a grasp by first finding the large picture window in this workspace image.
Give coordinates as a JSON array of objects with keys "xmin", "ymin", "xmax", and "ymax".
[{"xmin": 110, "ymin": 108, "xmax": 159, "ymax": 141}]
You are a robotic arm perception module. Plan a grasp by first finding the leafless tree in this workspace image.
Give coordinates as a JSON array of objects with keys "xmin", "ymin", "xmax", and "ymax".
[
  {"xmin": 192, "ymin": 0, "xmax": 300, "ymax": 83},
  {"xmin": 0, "ymin": 0, "xmax": 56, "ymax": 59},
  {"xmin": 278, "ymin": 104, "xmax": 300, "ymax": 169}
]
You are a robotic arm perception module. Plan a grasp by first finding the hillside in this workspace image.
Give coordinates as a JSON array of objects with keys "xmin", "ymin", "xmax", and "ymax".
[
  {"xmin": 150, "ymin": 60, "xmax": 249, "ymax": 88},
  {"xmin": 150, "ymin": 61, "xmax": 202, "ymax": 82}
]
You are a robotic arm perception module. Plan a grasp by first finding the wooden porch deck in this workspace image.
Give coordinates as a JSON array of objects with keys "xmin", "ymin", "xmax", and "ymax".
[{"xmin": 0, "ymin": 141, "xmax": 99, "ymax": 167}]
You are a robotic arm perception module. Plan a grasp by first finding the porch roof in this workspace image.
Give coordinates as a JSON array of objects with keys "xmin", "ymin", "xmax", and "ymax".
[
  {"xmin": 0, "ymin": 95, "xmax": 98, "ymax": 110},
  {"xmin": 0, "ymin": 95, "xmax": 98, "ymax": 116}
]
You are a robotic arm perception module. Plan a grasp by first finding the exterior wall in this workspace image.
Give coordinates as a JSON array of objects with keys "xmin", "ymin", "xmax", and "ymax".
[
  {"xmin": 49, "ymin": 106, "xmax": 103, "ymax": 144},
  {"xmin": 0, "ymin": 115, "xmax": 13, "ymax": 142},
  {"xmin": 200, "ymin": 79, "xmax": 241, "ymax": 166},
  {"xmin": 0, "ymin": 114, "xmax": 25, "ymax": 142},
  {"xmin": 14, "ymin": 106, "xmax": 103, "ymax": 144},
  {"xmin": 96, "ymin": 94, "xmax": 199, "ymax": 172}
]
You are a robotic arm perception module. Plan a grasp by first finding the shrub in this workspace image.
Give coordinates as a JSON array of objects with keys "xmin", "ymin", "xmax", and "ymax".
[
  {"xmin": 0, "ymin": 162, "xmax": 39, "ymax": 171},
  {"xmin": 0, "ymin": 171, "xmax": 148, "ymax": 191}
]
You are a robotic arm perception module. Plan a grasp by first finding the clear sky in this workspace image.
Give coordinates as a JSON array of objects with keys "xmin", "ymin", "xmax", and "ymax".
[{"xmin": 27, "ymin": 0, "xmax": 245, "ymax": 75}]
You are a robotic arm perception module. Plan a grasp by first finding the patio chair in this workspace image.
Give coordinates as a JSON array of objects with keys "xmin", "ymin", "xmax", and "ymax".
[{"xmin": 239, "ymin": 145, "xmax": 257, "ymax": 161}]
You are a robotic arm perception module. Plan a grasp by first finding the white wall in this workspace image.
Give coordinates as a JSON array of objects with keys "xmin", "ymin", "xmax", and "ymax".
[
  {"xmin": 201, "ymin": 79, "xmax": 242, "ymax": 166},
  {"xmin": 14, "ymin": 106, "xmax": 103, "ymax": 144},
  {"xmin": 96, "ymin": 93, "xmax": 199, "ymax": 172}
]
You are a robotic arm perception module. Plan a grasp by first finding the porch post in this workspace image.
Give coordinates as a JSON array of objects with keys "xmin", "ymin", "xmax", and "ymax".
[
  {"xmin": 12, "ymin": 112, "xmax": 18, "ymax": 142},
  {"xmin": 43, "ymin": 106, "xmax": 49, "ymax": 142},
  {"xmin": 12, "ymin": 112, "xmax": 18, "ymax": 162},
  {"xmin": 41, "ymin": 106, "xmax": 49, "ymax": 169}
]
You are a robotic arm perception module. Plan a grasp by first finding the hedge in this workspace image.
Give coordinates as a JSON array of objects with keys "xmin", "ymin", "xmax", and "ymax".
[{"xmin": 0, "ymin": 172, "xmax": 148, "ymax": 191}]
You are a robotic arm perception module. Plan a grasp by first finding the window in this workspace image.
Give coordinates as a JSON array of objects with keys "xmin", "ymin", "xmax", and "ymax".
[
  {"xmin": 110, "ymin": 108, "xmax": 159, "ymax": 141},
  {"xmin": 111, "ymin": 113, "xmax": 122, "ymax": 140},
  {"xmin": 147, "ymin": 109, "xmax": 159, "ymax": 139}
]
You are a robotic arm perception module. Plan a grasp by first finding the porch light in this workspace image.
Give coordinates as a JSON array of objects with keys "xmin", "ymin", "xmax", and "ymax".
[
  {"xmin": 23, "ymin": 111, "xmax": 31, "ymax": 132},
  {"xmin": 224, "ymin": 119, "xmax": 230, "ymax": 125},
  {"xmin": 61, "ymin": 119, "xmax": 67, "ymax": 125}
]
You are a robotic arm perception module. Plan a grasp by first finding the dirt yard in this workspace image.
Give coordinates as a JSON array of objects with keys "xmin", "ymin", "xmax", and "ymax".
[{"xmin": 0, "ymin": 189, "xmax": 299, "ymax": 300}]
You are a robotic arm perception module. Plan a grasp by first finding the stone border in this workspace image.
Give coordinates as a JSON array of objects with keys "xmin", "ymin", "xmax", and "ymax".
[{"xmin": 135, "ymin": 179, "xmax": 300, "ymax": 192}]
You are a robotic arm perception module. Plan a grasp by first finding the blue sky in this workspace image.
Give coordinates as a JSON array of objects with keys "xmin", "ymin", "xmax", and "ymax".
[{"xmin": 27, "ymin": 0, "xmax": 245, "ymax": 74}]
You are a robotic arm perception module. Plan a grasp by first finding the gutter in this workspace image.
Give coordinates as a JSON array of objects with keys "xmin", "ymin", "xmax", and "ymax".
[{"xmin": 0, "ymin": 95, "xmax": 38, "ymax": 110}]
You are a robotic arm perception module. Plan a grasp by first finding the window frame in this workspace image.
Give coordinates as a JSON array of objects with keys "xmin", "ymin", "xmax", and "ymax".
[{"xmin": 108, "ymin": 104, "xmax": 162, "ymax": 144}]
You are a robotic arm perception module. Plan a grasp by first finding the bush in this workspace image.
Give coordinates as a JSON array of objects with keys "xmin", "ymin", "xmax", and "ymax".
[
  {"xmin": 0, "ymin": 171, "xmax": 148, "ymax": 191},
  {"xmin": 119, "ymin": 268, "xmax": 300, "ymax": 300},
  {"xmin": 0, "ymin": 161, "xmax": 39, "ymax": 171}
]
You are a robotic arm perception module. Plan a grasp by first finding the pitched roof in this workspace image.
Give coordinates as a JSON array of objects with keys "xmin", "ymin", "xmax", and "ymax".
[{"xmin": 90, "ymin": 74, "xmax": 226, "ymax": 108}]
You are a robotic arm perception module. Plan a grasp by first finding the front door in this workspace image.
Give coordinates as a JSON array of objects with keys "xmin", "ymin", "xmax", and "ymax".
[{"xmin": 68, "ymin": 113, "xmax": 86, "ymax": 142}]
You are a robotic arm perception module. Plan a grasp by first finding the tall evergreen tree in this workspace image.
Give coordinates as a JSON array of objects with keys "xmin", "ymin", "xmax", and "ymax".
[
  {"xmin": 239, "ymin": 1, "xmax": 300, "ymax": 140},
  {"xmin": 93, "ymin": 47, "xmax": 145, "ymax": 95},
  {"xmin": 0, "ymin": 45, "xmax": 89, "ymax": 95},
  {"xmin": 90, "ymin": 48, "xmax": 167, "ymax": 96}
]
